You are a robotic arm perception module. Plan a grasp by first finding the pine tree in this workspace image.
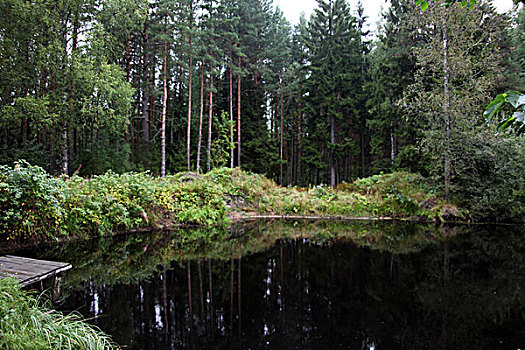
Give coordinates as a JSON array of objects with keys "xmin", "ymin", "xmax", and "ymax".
[{"xmin": 303, "ymin": 0, "xmax": 363, "ymax": 186}]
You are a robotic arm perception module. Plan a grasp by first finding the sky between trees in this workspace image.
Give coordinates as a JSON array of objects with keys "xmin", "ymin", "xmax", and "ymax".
[{"xmin": 274, "ymin": 0, "xmax": 516, "ymax": 31}]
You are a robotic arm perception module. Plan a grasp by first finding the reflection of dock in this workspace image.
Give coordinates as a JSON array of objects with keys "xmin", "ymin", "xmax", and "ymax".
[{"xmin": 0, "ymin": 255, "xmax": 72, "ymax": 300}]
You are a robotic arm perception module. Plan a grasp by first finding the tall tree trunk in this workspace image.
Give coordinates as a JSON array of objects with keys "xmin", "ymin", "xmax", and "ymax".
[
  {"xmin": 196, "ymin": 64, "xmax": 204, "ymax": 174},
  {"xmin": 390, "ymin": 122, "xmax": 395, "ymax": 166},
  {"xmin": 149, "ymin": 62, "xmax": 155, "ymax": 140},
  {"xmin": 187, "ymin": 3, "xmax": 194, "ymax": 171},
  {"xmin": 207, "ymin": 73, "xmax": 214, "ymax": 173},
  {"xmin": 443, "ymin": 11, "xmax": 451, "ymax": 200},
  {"xmin": 142, "ymin": 20, "xmax": 150, "ymax": 143},
  {"xmin": 237, "ymin": 56, "xmax": 242, "ymax": 167},
  {"xmin": 68, "ymin": 4, "xmax": 80, "ymax": 175},
  {"xmin": 330, "ymin": 112, "xmax": 335, "ymax": 188},
  {"xmin": 50, "ymin": 70, "xmax": 56, "ymax": 174},
  {"xmin": 280, "ymin": 76, "xmax": 284, "ymax": 186},
  {"xmin": 161, "ymin": 16, "xmax": 168, "ymax": 177},
  {"xmin": 60, "ymin": 128, "xmax": 68, "ymax": 175},
  {"xmin": 229, "ymin": 62, "xmax": 234, "ymax": 168},
  {"xmin": 360, "ymin": 114, "xmax": 365, "ymax": 178}
]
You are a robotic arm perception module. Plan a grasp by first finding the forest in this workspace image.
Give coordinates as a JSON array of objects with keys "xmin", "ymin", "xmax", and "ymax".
[
  {"xmin": 0, "ymin": 0, "xmax": 524, "ymax": 220},
  {"xmin": 1, "ymin": 1, "xmax": 525, "ymax": 349}
]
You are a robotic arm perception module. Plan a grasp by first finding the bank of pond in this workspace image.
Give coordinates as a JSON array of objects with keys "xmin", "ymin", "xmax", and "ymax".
[
  {"xmin": 2, "ymin": 161, "xmax": 470, "ymax": 249},
  {"xmin": 1, "ymin": 220, "xmax": 525, "ymax": 349}
]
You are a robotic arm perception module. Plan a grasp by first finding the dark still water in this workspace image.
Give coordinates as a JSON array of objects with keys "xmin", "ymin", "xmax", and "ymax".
[{"xmin": 21, "ymin": 221, "xmax": 525, "ymax": 349}]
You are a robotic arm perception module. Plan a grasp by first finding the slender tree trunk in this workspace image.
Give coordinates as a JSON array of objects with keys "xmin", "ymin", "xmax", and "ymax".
[
  {"xmin": 229, "ymin": 62, "xmax": 234, "ymax": 168},
  {"xmin": 60, "ymin": 128, "xmax": 68, "ymax": 175},
  {"xmin": 237, "ymin": 56, "xmax": 242, "ymax": 167},
  {"xmin": 142, "ymin": 20, "xmax": 150, "ymax": 143},
  {"xmin": 299, "ymin": 108, "xmax": 304, "ymax": 184},
  {"xmin": 187, "ymin": 3, "xmax": 194, "ymax": 171},
  {"xmin": 360, "ymin": 114, "xmax": 365, "ymax": 178},
  {"xmin": 443, "ymin": 11, "xmax": 451, "ymax": 200},
  {"xmin": 149, "ymin": 64, "xmax": 155, "ymax": 140},
  {"xmin": 207, "ymin": 73, "xmax": 214, "ymax": 173},
  {"xmin": 330, "ymin": 112, "xmax": 335, "ymax": 187},
  {"xmin": 196, "ymin": 64, "xmax": 204, "ymax": 174},
  {"xmin": 280, "ymin": 76, "xmax": 284, "ymax": 186},
  {"xmin": 50, "ymin": 70, "xmax": 56, "ymax": 174},
  {"xmin": 390, "ymin": 122, "xmax": 395, "ymax": 166},
  {"xmin": 65, "ymin": 2, "xmax": 80, "ymax": 175},
  {"xmin": 161, "ymin": 16, "xmax": 168, "ymax": 177}
]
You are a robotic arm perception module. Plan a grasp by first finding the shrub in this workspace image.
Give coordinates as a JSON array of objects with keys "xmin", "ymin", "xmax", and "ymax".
[{"xmin": 0, "ymin": 160, "xmax": 66, "ymax": 241}]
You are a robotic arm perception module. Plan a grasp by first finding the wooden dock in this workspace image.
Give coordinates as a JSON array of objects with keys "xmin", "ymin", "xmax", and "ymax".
[{"xmin": 0, "ymin": 255, "xmax": 72, "ymax": 300}]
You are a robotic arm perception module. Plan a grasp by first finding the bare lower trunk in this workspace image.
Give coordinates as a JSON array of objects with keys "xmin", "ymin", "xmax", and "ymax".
[
  {"xmin": 330, "ymin": 113, "xmax": 335, "ymax": 188},
  {"xmin": 142, "ymin": 20, "xmax": 150, "ymax": 143},
  {"xmin": 237, "ymin": 56, "xmax": 241, "ymax": 167},
  {"xmin": 280, "ymin": 78, "xmax": 284, "ymax": 186},
  {"xmin": 360, "ymin": 114, "xmax": 365, "ymax": 178},
  {"xmin": 187, "ymin": 7, "xmax": 193, "ymax": 171},
  {"xmin": 443, "ymin": 12, "xmax": 451, "ymax": 200},
  {"xmin": 390, "ymin": 122, "xmax": 395, "ymax": 166},
  {"xmin": 187, "ymin": 56, "xmax": 193, "ymax": 171},
  {"xmin": 196, "ymin": 64, "xmax": 204, "ymax": 174},
  {"xmin": 207, "ymin": 74, "xmax": 214, "ymax": 173},
  {"xmin": 60, "ymin": 127, "xmax": 68, "ymax": 175},
  {"xmin": 161, "ymin": 16, "xmax": 168, "ymax": 177},
  {"xmin": 229, "ymin": 64, "xmax": 234, "ymax": 168}
]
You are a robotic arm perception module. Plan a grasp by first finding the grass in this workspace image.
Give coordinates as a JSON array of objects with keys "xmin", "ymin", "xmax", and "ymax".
[{"xmin": 0, "ymin": 278, "xmax": 115, "ymax": 350}]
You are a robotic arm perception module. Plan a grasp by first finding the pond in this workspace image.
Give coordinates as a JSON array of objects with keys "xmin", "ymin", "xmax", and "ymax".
[{"xmin": 16, "ymin": 220, "xmax": 525, "ymax": 349}]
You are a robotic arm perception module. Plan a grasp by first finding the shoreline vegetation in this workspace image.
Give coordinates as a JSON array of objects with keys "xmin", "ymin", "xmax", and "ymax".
[
  {"xmin": 0, "ymin": 160, "xmax": 464, "ymax": 249},
  {"xmin": 0, "ymin": 278, "xmax": 114, "ymax": 350}
]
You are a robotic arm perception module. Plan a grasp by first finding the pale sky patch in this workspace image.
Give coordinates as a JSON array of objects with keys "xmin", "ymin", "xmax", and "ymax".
[{"xmin": 273, "ymin": 0, "xmax": 518, "ymax": 35}]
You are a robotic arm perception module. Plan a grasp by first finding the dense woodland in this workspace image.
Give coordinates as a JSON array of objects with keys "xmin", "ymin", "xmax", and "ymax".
[{"xmin": 0, "ymin": 0, "xmax": 524, "ymax": 212}]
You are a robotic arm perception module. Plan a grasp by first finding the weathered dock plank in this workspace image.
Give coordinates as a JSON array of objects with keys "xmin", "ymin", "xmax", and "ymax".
[{"xmin": 0, "ymin": 255, "xmax": 72, "ymax": 287}]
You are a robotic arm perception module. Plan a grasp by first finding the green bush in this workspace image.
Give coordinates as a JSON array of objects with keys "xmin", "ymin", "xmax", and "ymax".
[{"xmin": 0, "ymin": 160, "xmax": 66, "ymax": 241}]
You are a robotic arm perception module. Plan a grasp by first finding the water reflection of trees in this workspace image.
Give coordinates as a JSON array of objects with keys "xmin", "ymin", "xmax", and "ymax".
[{"xmin": 28, "ymin": 221, "xmax": 525, "ymax": 349}]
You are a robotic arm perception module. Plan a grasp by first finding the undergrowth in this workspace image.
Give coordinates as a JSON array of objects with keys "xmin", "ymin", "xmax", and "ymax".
[
  {"xmin": 0, "ymin": 278, "xmax": 114, "ymax": 350},
  {"xmin": 0, "ymin": 161, "xmax": 452, "ymax": 244}
]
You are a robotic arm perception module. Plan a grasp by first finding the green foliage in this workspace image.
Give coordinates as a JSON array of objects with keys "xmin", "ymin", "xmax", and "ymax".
[
  {"xmin": 0, "ymin": 278, "xmax": 114, "ymax": 350},
  {"xmin": 64, "ymin": 171, "xmax": 158, "ymax": 236},
  {"xmin": 1, "ymin": 159, "xmax": 519, "ymax": 246},
  {"xmin": 441, "ymin": 132, "xmax": 525, "ymax": 220},
  {"xmin": 485, "ymin": 91, "xmax": 525, "ymax": 135},
  {"xmin": 210, "ymin": 111, "xmax": 236, "ymax": 169},
  {"xmin": 0, "ymin": 161, "xmax": 66, "ymax": 241},
  {"xmin": 416, "ymin": 0, "xmax": 479, "ymax": 11}
]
